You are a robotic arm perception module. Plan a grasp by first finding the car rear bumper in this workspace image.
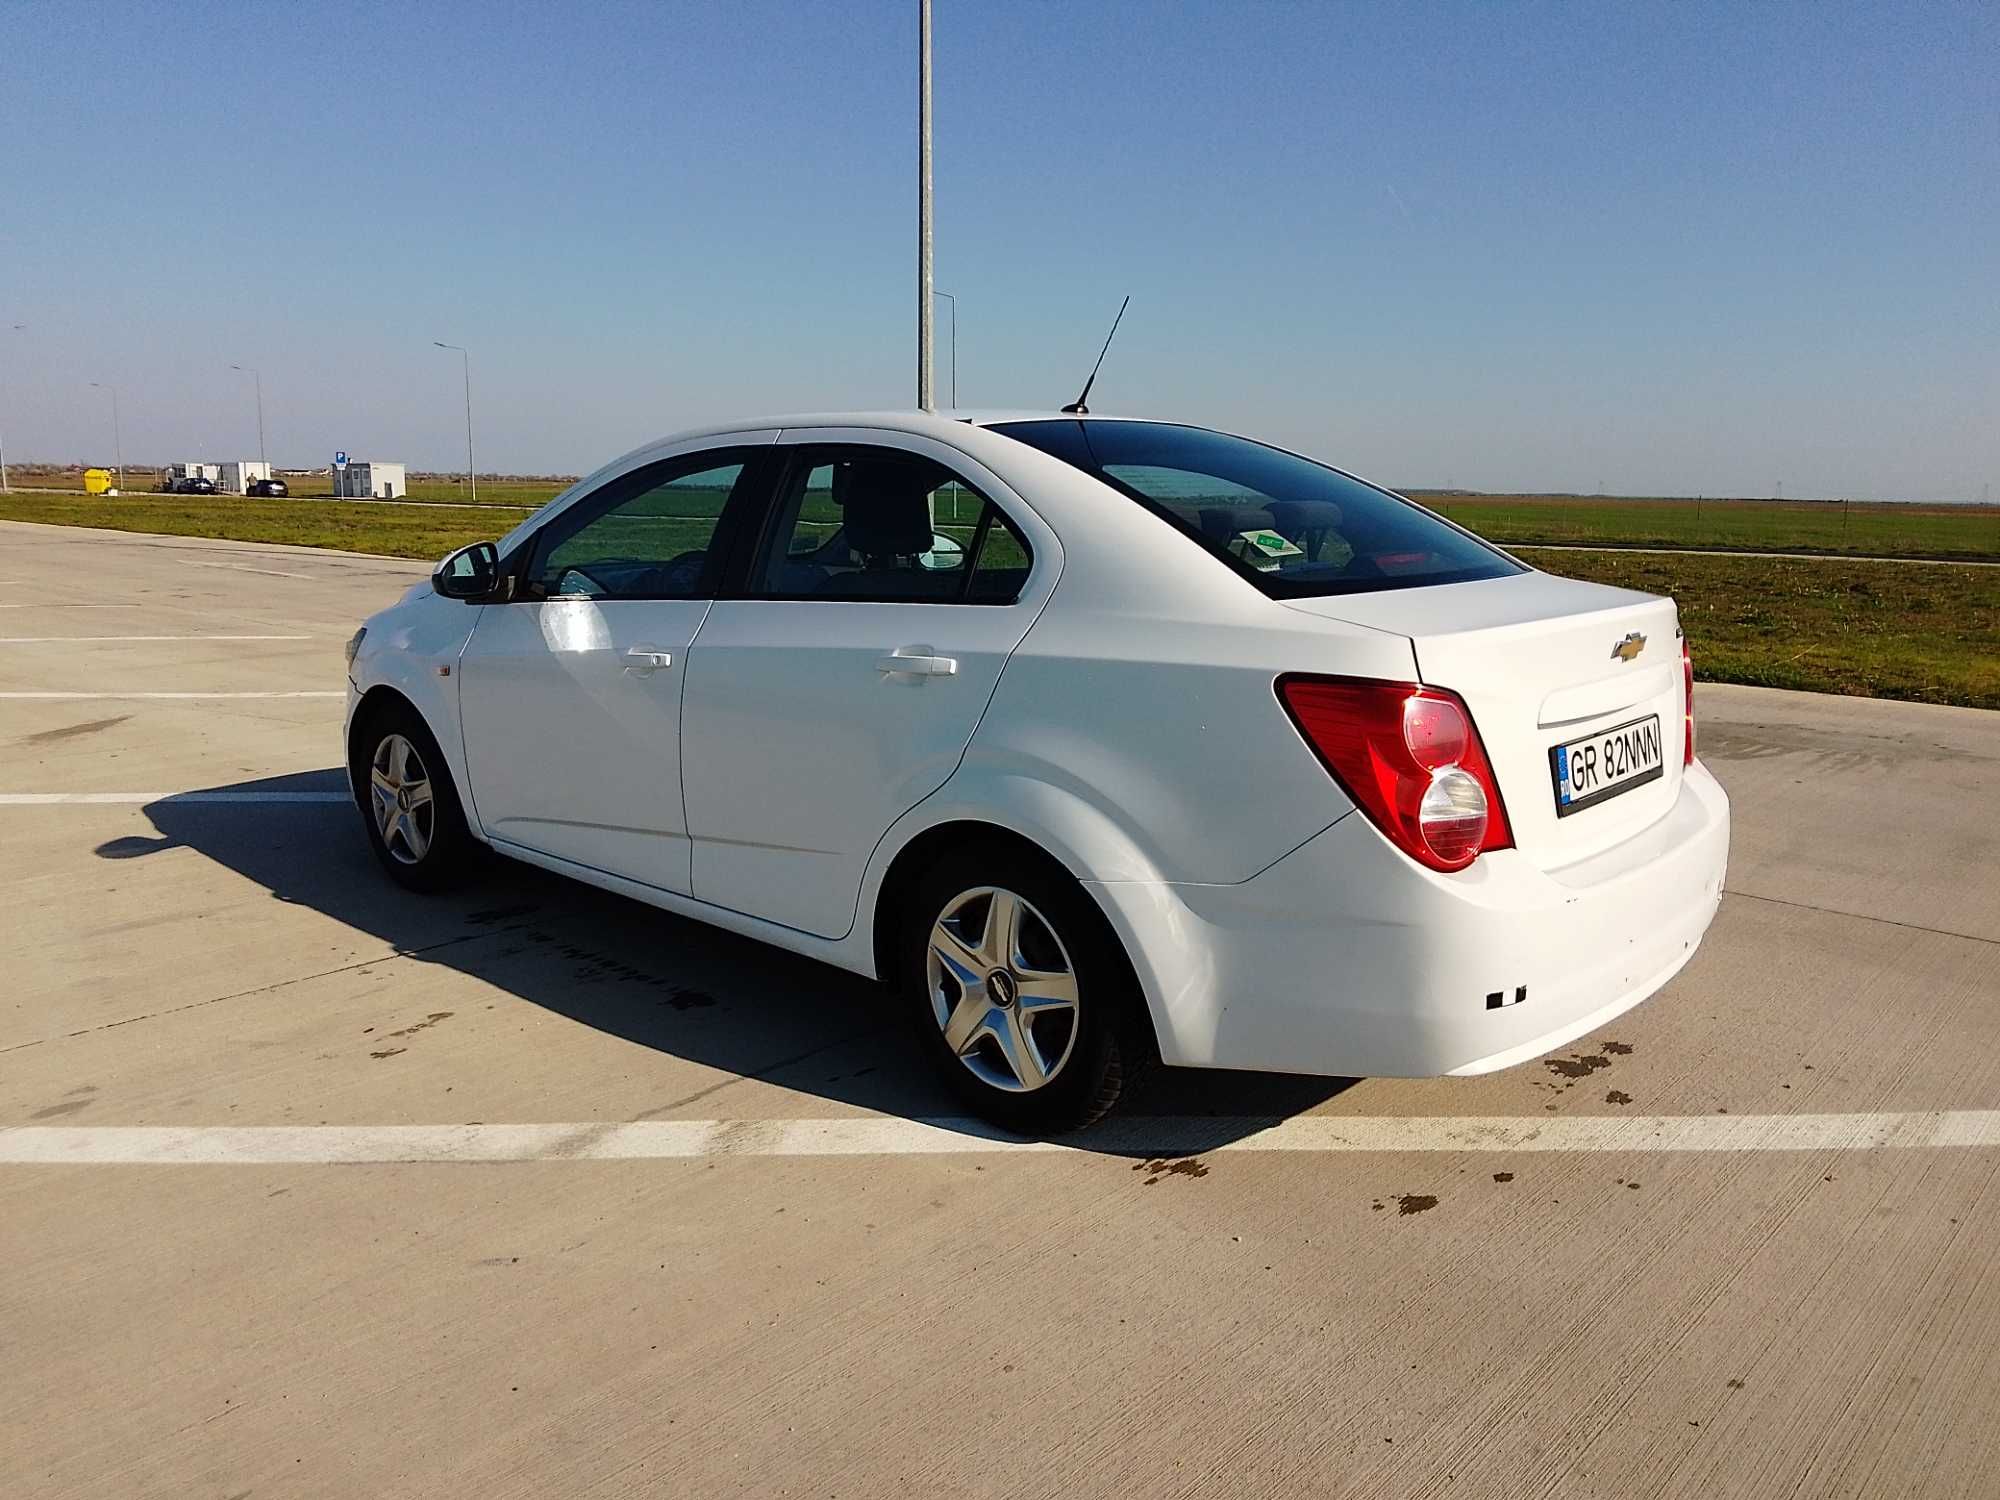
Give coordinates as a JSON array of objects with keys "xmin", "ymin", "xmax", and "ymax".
[{"xmin": 1092, "ymin": 760, "xmax": 1730, "ymax": 1077}]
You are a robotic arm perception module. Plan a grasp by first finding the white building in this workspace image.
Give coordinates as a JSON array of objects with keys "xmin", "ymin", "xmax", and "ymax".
[
  {"xmin": 161, "ymin": 462, "xmax": 220, "ymax": 486},
  {"xmin": 218, "ymin": 461, "xmax": 272, "ymax": 494},
  {"xmin": 333, "ymin": 462, "xmax": 407, "ymax": 500}
]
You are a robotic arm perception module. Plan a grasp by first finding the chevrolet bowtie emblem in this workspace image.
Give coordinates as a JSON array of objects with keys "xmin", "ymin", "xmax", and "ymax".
[{"xmin": 1611, "ymin": 632, "xmax": 1647, "ymax": 663}]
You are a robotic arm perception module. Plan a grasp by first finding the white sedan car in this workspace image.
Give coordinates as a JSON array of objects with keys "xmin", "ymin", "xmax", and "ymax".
[{"xmin": 345, "ymin": 413, "xmax": 1729, "ymax": 1132}]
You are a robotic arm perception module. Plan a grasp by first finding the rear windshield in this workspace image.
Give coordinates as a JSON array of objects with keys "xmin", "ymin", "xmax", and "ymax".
[{"xmin": 990, "ymin": 420, "xmax": 1524, "ymax": 598}]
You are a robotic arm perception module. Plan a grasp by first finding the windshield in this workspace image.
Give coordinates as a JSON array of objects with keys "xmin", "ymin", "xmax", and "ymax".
[{"xmin": 990, "ymin": 419, "xmax": 1524, "ymax": 597}]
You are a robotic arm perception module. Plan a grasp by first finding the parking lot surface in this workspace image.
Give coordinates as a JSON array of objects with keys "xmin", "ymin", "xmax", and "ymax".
[{"xmin": 4, "ymin": 519, "xmax": 1997, "ymax": 1499}]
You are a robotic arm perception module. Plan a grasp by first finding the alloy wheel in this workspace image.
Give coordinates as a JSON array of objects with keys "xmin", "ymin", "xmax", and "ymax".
[
  {"xmin": 369, "ymin": 732, "xmax": 435, "ymax": 866},
  {"xmin": 926, "ymin": 886, "xmax": 1081, "ymax": 1093}
]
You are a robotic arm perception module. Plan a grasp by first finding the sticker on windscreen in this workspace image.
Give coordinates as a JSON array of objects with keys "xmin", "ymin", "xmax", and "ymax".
[{"xmin": 1231, "ymin": 529, "xmax": 1302, "ymax": 572}]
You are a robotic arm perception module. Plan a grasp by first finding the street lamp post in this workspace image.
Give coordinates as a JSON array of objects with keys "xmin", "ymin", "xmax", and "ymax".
[
  {"xmin": 917, "ymin": 0, "xmax": 934, "ymax": 410},
  {"xmin": 933, "ymin": 290, "xmax": 956, "ymax": 409},
  {"xmin": 230, "ymin": 364, "xmax": 267, "ymax": 469},
  {"xmin": 432, "ymin": 342, "xmax": 476, "ymax": 504},
  {"xmin": 89, "ymin": 381, "xmax": 124, "ymax": 494},
  {"xmin": 1, "ymin": 323, "xmax": 23, "ymax": 494}
]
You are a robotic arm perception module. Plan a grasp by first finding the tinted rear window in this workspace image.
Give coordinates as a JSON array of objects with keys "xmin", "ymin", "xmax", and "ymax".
[{"xmin": 991, "ymin": 420, "xmax": 1524, "ymax": 597}]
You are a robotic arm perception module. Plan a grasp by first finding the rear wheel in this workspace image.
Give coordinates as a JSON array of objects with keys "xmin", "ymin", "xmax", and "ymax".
[
  {"xmin": 351, "ymin": 700, "xmax": 476, "ymax": 891},
  {"xmin": 900, "ymin": 844, "xmax": 1152, "ymax": 1134}
]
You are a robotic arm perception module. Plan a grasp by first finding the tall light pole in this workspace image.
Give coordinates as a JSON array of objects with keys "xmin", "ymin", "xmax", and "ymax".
[
  {"xmin": 1, "ymin": 323, "xmax": 22, "ymax": 494},
  {"xmin": 432, "ymin": 341, "xmax": 476, "ymax": 503},
  {"xmin": 933, "ymin": 290, "xmax": 956, "ymax": 409},
  {"xmin": 89, "ymin": 381, "xmax": 123, "ymax": 494},
  {"xmin": 230, "ymin": 364, "xmax": 266, "ymax": 469},
  {"xmin": 917, "ymin": 0, "xmax": 934, "ymax": 411}
]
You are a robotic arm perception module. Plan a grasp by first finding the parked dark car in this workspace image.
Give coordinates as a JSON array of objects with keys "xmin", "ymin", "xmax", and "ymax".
[
  {"xmin": 180, "ymin": 475, "xmax": 218, "ymax": 495},
  {"xmin": 247, "ymin": 477, "xmax": 290, "ymax": 498}
]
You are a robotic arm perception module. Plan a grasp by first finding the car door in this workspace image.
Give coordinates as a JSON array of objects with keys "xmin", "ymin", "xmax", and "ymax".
[
  {"xmin": 679, "ymin": 431, "xmax": 1058, "ymax": 938},
  {"xmin": 456, "ymin": 440, "xmax": 776, "ymax": 893}
]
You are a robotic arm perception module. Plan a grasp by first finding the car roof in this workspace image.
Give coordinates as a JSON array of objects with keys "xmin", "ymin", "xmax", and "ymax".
[{"xmin": 637, "ymin": 410, "xmax": 1167, "ymax": 444}]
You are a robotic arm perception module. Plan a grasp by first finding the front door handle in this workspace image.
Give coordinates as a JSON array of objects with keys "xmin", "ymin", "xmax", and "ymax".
[
  {"xmin": 875, "ymin": 649, "xmax": 958, "ymax": 678},
  {"xmin": 621, "ymin": 644, "xmax": 674, "ymax": 675}
]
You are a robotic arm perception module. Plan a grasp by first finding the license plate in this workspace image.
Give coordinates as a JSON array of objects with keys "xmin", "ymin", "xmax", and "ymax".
[{"xmin": 1549, "ymin": 714, "xmax": 1664, "ymax": 816}]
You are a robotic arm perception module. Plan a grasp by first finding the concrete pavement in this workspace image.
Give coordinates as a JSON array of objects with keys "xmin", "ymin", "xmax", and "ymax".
[{"xmin": 3, "ymin": 520, "xmax": 1996, "ymax": 1499}]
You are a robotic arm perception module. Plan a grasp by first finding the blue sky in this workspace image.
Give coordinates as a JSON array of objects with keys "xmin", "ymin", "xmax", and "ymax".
[{"xmin": 3, "ymin": 0, "xmax": 1994, "ymax": 499}]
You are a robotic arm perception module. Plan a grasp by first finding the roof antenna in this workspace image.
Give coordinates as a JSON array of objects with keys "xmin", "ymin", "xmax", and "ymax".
[{"xmin": 1061, "ymin": 295, "xmax": 1130, "ymax": 414}]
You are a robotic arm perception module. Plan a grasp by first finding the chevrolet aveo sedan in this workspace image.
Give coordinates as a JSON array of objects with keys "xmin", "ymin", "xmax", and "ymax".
[{"xmin": 345, "ymin": 413, "xmax": 1729, "ymax": 1133}]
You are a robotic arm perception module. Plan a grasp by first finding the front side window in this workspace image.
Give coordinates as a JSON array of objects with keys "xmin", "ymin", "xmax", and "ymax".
[
  {"xmin": 754, "ymin": 447, "xmax": 1032, "ymax": 604},
  {"xmin": 990, "ymin": 420, "xmax": 1523, "ymax": 598},
  {"xmin": 526, "ymin": 452, "xmax": 755, "ymax": 600}
]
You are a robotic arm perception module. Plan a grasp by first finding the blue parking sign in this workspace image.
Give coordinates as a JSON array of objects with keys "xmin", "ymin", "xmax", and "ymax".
[{"xmin": 334, "ymin": 451, "xmax": 348, "ymax": 468}]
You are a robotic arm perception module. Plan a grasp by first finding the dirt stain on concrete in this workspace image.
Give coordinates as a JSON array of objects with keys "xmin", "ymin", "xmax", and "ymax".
[
  {"xmin": 1605, "ymin": 1089, "xmax": 1633, "ymax": 1105},
  {"xmin": 1492, "ymin": 1171, "xmax": 1515, "ymax": 1183},
  {"xmin": 1396, "ymin": 1194, "xmax": 1439, "ymax": 1215},
  {"xmin": 369, "ymin": 1047, "xmax": 407, "ymax": 1060},
  {"xmin": 514, "ymin": 927, "xmax": 720, "ymax": 1009},
  {"xmin": 466, "ymin": 904, "xmax": 541, "ymax": 925},
  {"xmin": 1546, "ymin": 1052, "xmax": 1613, "ymax": 1079},
  {"xmin": 1601, "ymin": 1040, "xmax": 1633, "ymax": 1055},
  {"xmin": 381, "ymin": 1011, "xmax": 454, "ymax": 1041},
  {"xmin": 1133, "ymin": 1156, "xmax": 1209, "ymax": 1185},
  {"xmin": 17, "ymin": 714, "xmax": 130, "ymax": 746},
  {"xmin": 30, "ymin": 1097, "xmax": 93, "ymax": 1119}
]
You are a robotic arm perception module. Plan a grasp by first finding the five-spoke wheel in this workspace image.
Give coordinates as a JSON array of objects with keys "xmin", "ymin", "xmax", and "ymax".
[
  {"xmin": 927, "ymin": 886, "xmax": 1081, "ymax": 1093},
  {"xmin": 368, "ymin": 732, "xmax": 435, "ymax": 866},
  {"xmin": 904, "ymin": 845, "xmax": 1151, "ymax": 1134},
  {"xmin": 352, "ymin": 699, "xmax": 474, "ymax": 891}
]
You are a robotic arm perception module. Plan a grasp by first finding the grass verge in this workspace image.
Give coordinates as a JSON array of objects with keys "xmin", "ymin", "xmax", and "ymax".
[
  {"xmin": 1414, "ymin": 493, "xmax": 2000, "ymax": 562},
  {"xmin": 1524, "ymin": 549, "xmax": 2000, "ymax": 711},
  {"xmin": 1, "ymin": 494, "xmax": 1992, "ymax": 710},
  {"xmin": 0, "ymin": 491, "xmax": 531, "ymax": 558}
]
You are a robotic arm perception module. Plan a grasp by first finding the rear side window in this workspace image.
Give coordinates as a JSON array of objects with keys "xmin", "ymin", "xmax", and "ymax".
[
  {"xmin": 991, "ymin": 420, "xmax": 1523, "ymax": 598},
  {"xmin": 752, "ymin": 447, "xmax": 1033, "ymax": 604}
]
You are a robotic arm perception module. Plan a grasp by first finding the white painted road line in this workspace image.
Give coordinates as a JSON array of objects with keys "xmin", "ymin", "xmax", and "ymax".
[
  {"xmin": 188, "ymin": 559, "xmax": 317, "ymax": 580},
  {"xmin": 0, "ymin": 791, "xmax": 348, "ymax": 805},
  {"xmin": 0, "ymin": 690, "xmax": 343, "ymax": 699},
  {"xmin": 0, "ymin": 635, "xmax": 315, "ymax": 643},
  {"xmin": 4, "ymin": 1112, "xmax": 1997, "ymax": 1164}
]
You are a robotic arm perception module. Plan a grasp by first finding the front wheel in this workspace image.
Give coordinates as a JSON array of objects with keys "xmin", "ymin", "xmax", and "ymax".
[
  {"xmin": 900, "ymin": 845, "xmax": 1152, "ymax": 1135},
  {"xmin": 351, "ymin": 700, "xmax": 477, "ymax": 892}
]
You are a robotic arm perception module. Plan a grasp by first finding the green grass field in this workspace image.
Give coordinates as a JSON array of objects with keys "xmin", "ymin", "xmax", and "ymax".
[
  {"xmin": 1409, "ymin": 491, "xmax": 2000, "ymax": 561},
  {"xmin": 1524, "ymin": 549, "xmax": 1999, "ymax": 711},
  {"xmin": 2, "ymin": 486, "xmax": 1993, "ymax": 710},
  {"xmin": 7, "ymin": 467, "xmax": 563, "ymax": 508},
  {"xmin": 12, "ymin": 469, "xmax": 1997, "ymax": 560}
]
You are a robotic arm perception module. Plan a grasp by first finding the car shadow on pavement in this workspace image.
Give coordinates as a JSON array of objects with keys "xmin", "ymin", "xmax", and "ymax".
[{"xmin": 95, "ymin": 770, "xmax": 1356, "ymax": 1152}]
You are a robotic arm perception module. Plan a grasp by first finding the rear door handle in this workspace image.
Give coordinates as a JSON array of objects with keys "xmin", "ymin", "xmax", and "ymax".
[
  {"xmin": 875, "ymin": 650, "xmax": 958, "ymax": 678},
  {"xmin": 621, "ymin": 644, "xmax": 674, "ymax": 675}
]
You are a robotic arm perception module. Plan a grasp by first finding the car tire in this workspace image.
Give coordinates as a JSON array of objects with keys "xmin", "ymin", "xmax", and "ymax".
[
  {"xmin": 350, "ymin": 698, "xmax": 478, "ymax": 892},
  {"xmin": 899, "ymin": 843, "xmax": 1153, "ymax": 1135}
]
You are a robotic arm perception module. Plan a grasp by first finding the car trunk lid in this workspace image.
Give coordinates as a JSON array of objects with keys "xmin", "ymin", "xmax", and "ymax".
[{"xmin": 1280, "ymin": 572, "xmax": 1685, "ymax": 869}]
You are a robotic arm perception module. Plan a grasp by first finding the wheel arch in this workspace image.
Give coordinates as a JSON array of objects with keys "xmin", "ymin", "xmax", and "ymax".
[
  {"xmin": 864, "ymin": 807, "xmax": 1175, "ymax": 1066},
  {"xmin": 345, "ymin": 684, "xmax": 476, "ymax": 839},
  {"xmin": 869, "ymin": 820, "xmax": 1079, "ymax": 985},
  {"xmin": 345, "ymin": 684, "xmax": 419, "ymax": 794}
]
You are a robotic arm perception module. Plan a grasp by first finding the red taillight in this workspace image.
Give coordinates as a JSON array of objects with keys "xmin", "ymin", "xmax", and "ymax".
[
  {"xmin": 1277, "ymin": 676, "xmax": 1514, "ymax": 872},
  {"xmin": 1682, "ymin": 636, "xmax": 1696, "ymax": 766}
]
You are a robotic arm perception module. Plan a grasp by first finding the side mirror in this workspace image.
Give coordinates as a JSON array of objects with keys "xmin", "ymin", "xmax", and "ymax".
[{"xmin": 433, "ymin": 541, "xmax": 503, "ymax": 601}]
